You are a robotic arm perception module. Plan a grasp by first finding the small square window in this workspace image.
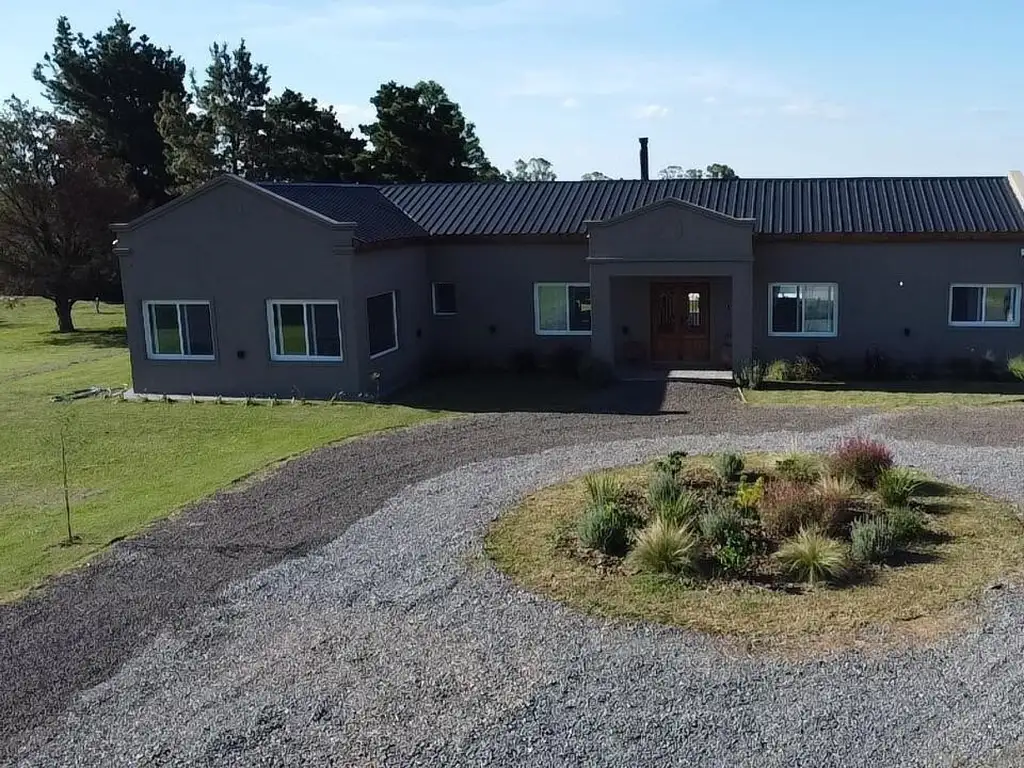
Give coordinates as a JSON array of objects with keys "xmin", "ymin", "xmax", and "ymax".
[
  {"xmin": 267, "ymin": 300, "xmax": 342, "ymax": 361},
  {"xmin": 144, "ymin": 301, "xmax": 215, "ymax": 359},
  {"xmin": 534, "ymin": 283, "xmax": 591, "ymax": 335},
  {"xmin": 432, "ymin": 282, "xmax": 457, "ymax": 315},
  {"xmin": 769, "ymin": 283, "xmax": 837, "ymax": 337}
]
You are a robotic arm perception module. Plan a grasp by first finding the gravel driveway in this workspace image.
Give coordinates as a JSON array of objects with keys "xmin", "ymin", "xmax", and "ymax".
[{"xmin": 3, "ymin": 385, "xmax": 1024, "ymax": 767}]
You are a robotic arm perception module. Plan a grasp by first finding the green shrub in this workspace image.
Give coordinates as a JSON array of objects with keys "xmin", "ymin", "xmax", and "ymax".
[
  {"xmin": 627, "ymin": 518, "xmax": 700, "ymax": 575},
  {"xmin": 774, "ymin": 454, "xmax": 821, "ymax": 485},
  {"xmin": 648, "ymin": 470, "xmax": 684, "ymax": 507},
  {"xmin": 850, "ymin": 515, "xmax": 895, "ymax": 564},
  {"xmin": 875, "ymin": 467, "xmax": 920, "ymax": 507},
  {"xmin": 585, "ymin": 474, "xmax": 626, "ymax": 508},
  {"xmin": 699, "ymin": 502, "xmax": 747, "ymax": 547},
  {"xmin": 713, "ymin": 452, "xmax": 744, "ymax": 482},
  {"xmin": 766, "ymin": 359, "xmax": 792, "ymax": 381},
  {"xmin": 791, "ymin": 355, "xmax": 822, "ymax": 382},
  {"xmin": 828, "ymin": 437, "xmax": 895, "ymax": 488},
  {"xmin": 735, "ymin": 476, "xmax": 765, "ymax": 512},
  {"xmin": 775, "ymin": 527, "xmax": 849, "ymax": 585},
  {"xmin": 735, "ymin": 359, "xmax": 767, "ymax": 390},
  {"xmin": 1008, "ymin": 354, "xmax": 1024, "ymax": 382},
  {"xmin": 653, "ymin": 490, "xmax": 702, "ymax": 527},
  {"xmin": 886, "ymin": 506, "xmax": 928, "ymax": 544},
  {"xmin": 653, "ymin": 451, "xmax": 688, "ymax": 477},
  {"xmin": 814, "ymin": 474, "xmax": 860, "ymax": 531},
  {"xmin": 577, "ymin": 503, "xmax": 639, "ymax": 556},
  {"xmin": 758, "ymin": 480, "xmax": 824, "ymax": 539},
  {"xmin": 712, "ymin": 535, "xmax": 756, "ymax": 577}
]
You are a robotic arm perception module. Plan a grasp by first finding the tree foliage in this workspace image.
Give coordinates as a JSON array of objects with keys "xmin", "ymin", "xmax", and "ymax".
[
  {"xmin": 581, "ymin": 171, "xmax": 612, "ymax": 181},
  {"xmin": 0, "ymin": 99, "xmax": 137, "ymax": 331},
  {"xmin": 360, "ymin": 80, "xmax": 500, "ymax": 182},
  {"xmin": 157, "ymin": 40, "xmax": 270, "ymax": 189},
  {"xmin": 34, "ymin": 14, "xmax": 186, "ymax": 208},
  {"xmin": 192, "ymin": 40, "xmax": 271, "ymax": 176},
  {"xmin": 506, "ymin": 157, "xmax": 557, "ymax": 181},
  {"xmin": 660, "ymin": 163, "xmax": 738, "ymax": 180},
  {"xmin": 260, "ymin": 89, "xmax": 365, "ymax": 182}
]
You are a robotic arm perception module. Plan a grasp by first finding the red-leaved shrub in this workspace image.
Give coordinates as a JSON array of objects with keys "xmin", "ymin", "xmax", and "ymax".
[
  {"xmin": 758, "ymin": 480, "xmax": 824, "ymax": 539},
  {"xmin": 828, "ymin": 437, "xmax": 895, "ymax": 488}
]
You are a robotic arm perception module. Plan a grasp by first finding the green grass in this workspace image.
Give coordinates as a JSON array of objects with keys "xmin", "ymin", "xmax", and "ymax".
[
  {"xmin": 0, "ymin": 298, "xmax": 445, "ymax": 602},
  {"xmin": 743, "ymin": 381, "xmax": 1024, "ymax": 408}
]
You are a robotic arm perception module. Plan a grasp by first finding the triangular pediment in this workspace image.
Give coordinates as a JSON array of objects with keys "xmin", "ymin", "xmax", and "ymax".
[
  {"xmin": 585, "ymin": 196, "xmax": 754, "ymax": 262},
  {"xmin": 585, "ymin": 196, "xmax": 755, "ymax": 231}
]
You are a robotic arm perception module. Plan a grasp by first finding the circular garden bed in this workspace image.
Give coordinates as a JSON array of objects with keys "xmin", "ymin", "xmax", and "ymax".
[{"xmin": 486, "ymin": 438, "xmax": 1024, "ymax": 649}]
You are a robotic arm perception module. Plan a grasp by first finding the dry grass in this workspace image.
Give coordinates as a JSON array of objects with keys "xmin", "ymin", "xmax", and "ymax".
[{"xmin": 485, "ymin": 455, "xmax": 1024, "ymax": 653}]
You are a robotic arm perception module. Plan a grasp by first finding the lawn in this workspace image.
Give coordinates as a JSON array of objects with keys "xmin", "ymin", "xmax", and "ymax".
[
  {"xmin": 743, "ymin": 381, "xmax": 1024, "ymax": 408},
  {"xmin": 0, "ymin": 298, "xmax": 445, "ymax": 602}
]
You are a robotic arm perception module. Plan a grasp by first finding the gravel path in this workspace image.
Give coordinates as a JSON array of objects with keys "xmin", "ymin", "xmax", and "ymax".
[{"xmin": 3, "ymin": 386, "xmax": 1024, "ymax": 766}]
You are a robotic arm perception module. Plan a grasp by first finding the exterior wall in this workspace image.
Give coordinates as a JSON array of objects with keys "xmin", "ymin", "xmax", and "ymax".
[
  {"xmin": 352, "ymin": 245, "xmax": 430, "ymax": 394},
  {"xmin": 426, "ymin": 240, "xmax": 591, "ymax": 365},
  {"xmin": 117, "ymin": 180, "xmax": 359, "ymax": 399},
  {"xmin": 611, "ymin": 276, "xmax": 732, "ymax": 365},
  {"xmin": 752, "ymin": 241, "xmax": 1024, "ymax": 367}
]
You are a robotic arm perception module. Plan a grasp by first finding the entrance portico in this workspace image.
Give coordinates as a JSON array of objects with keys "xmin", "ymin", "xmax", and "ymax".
[{"xmin": 585, "ymin": 197, "xmax": 755, "ymax": 371}]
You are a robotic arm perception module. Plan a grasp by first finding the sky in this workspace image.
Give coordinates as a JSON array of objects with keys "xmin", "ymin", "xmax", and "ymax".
[{"xmin": 1, "ymin": 0, "xmax": 1022, "ymax": 180}]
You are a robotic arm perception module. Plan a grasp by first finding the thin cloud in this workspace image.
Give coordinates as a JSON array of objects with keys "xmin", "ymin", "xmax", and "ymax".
[
  {"xmin": 561, "ymin": 97, "xmax": 580, "ymax": 109},
  {"xmin": 633, "ymin": 104, "xmax": 670, "ymax": 119}
]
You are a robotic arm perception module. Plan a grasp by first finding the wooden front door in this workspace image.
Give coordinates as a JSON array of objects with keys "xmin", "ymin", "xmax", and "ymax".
[{"xmin": 650, "ymin": 282, "xmax": 711, "ymax": 364}]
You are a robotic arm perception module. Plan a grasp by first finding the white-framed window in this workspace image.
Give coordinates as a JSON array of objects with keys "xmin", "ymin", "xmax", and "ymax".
[
  {"xmin": 266, "ymin": 300, "xmax": 343, "ymax": 361},
  {"xmin": 367, "ymin": 291, "xmax": 399, "ymax": 359},
  {"xmin": 769, "ymin": 283, "xmax": 838, "ymax": 337},
  {"xmin": 432, "ymin": 282, "xmax": 457, "ymax": 315},
  {"xmin": 948, "ymin": 284, "xmax": 1021, "ymax": 327},
  {"xmin": 534, "ymin": 282, "xmax": 592, "ymax": 335},
  {"xmin": 143, "ymin": 301, "xmax": 215, "ymax": 360}
]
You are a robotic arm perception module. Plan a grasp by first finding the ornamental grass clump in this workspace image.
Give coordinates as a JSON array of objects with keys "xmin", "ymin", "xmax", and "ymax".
[
  {"xmin": 648, "ymin": 470, "xmax": 684, "ymax": 509},
  {"xmin": 1008, "ymin": 354, "xmax": 1024, "ymax": 382},
  {"xmin": 627, "ymin": 518, "xmax": 700, "ymax": 576},
  {"xmin": 875, "ymin": 467, "xmax": 921, "ymax": 508},
  {"xmin": 585, "ymin": 474, "xmax": 626, "ymax": 508},
  {"xmin": 652, "ymin": 490, "xmax": 702, "ymax": 528},
  {"xmin": 850, "ymin": 515, "xmax": 895, "ymax": 564},
  {"xmin": 886, "ymin": 506, "xmax": 928, "ymax": 545},
  {"xmin": 577, "ymin": 503, "xmax": 638, "ymax": 557},
  {"xmin": 712, "ymin": 452, "xmax": 744, "ymax": 483},
  {"xmin": 758, "ymin": 479, "xmax": 823, "ymax": 539},
  {"xmin": 814, "ymin": 474, "xmax": 860, "ymax": 531},
  {"xmin": 775, "ymin": 527, "xmax": 849, "ymax": 585},
  {"xmin": 828, "ymin": 437, "xmax": 894, "ymax": 488}
]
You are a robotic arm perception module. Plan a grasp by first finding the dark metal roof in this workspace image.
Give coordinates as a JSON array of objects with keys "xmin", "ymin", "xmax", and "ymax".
[
  {"xmin": 259, "ymin": 183, "xmax": 427, "ymax": 243},
  {"xmin": 258, "ymin": 177, "xmax": 1024, "ymax": 240},
  {"xmin": 378, "ymin": 177, "xmax": 1024, "ymax": 236}
]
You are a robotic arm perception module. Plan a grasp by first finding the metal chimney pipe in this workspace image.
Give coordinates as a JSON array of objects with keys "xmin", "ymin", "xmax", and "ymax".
[{"xmin": 639, "ymin": 137, "xmax": 650, "ymax": 181}]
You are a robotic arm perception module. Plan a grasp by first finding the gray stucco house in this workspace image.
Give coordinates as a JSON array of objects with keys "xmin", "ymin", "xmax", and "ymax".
[{"xmin": 112, "ymin": 167, "xmax": 1024, "ymax": 399}]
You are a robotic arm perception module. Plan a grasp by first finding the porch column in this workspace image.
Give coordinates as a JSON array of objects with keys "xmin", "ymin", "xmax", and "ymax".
[
  {"xmin": 589, "ymin": 263, "xmax": 614, "ymax": 364},
  {"xmin": 730, "ymin": 263, "xmax": 754, "ymax": 369}
]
